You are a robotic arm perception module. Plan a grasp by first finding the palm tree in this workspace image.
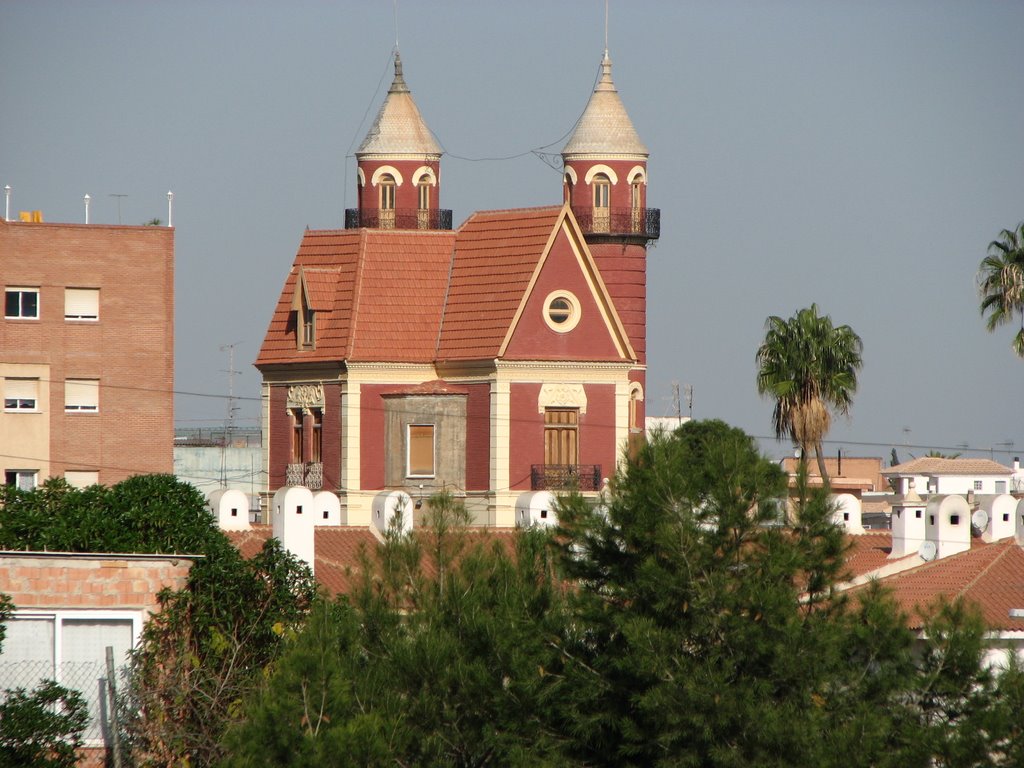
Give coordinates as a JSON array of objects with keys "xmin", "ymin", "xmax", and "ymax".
[
  {"xmin": 756, "ymin": 304, "xmax": 863, "ymax": 483},
  {"xmin": 978, "ymin": 222, "xmax": 1024, "ymax": 358}
]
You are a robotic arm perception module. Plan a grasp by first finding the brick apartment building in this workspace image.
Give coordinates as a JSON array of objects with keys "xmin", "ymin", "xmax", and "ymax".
[{"xmin": 0, "ymin": 216, "xmax": 174, "ymax": 487}]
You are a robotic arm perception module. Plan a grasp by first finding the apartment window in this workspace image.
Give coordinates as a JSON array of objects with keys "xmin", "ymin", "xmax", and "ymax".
[
  {"xmin": 65, "ymin": 379, "xmax": 99, "ymax": 413},
  {"xmin": 592, "ymin": 173, "xmax": 610, "ymax": 209},
  {"xmin": 996, "ymin": 481, "xmax": 1007, "ymax": 493},
  {"xmin": 291, "ymin": 409, "xmax": 304, "ymax": 463},
  {"xmin": 407, "ymin": 424, "xmax": 435, "ymax": 477},
  {"xmin": 311, "ymin": 409, "xmax": 322, "ymax": 463},
  {"xmin": 4, "ymin": 378, "xmax": 38, "ymax": 411},
  {"xmin": 544, "ymin": 408, "xmax": 579, "ymax": 466},
  {"xmin": 0, "ymin": 612, "xmax": 138, "ymax": 743},
  {"xmin": 65, "ymin": 470, "xmax": 99, "ymax": 488},
  {"xmin": 418, "ymin": 179, "xmax": 430, "ymax": 210},
  {"xmin": 5, "ymin": 470, "xmax": 38, "ymax": 491},
  {"xmin": 64, "ymin": 288, "xmax": 99, "ymax": 321},
  {"xmin": 379, "ymin": 174, "xmax": 396, "ymax": 210},
  {"xmin": 4, "ymin": 287, "xmax": 39, "ymax": 319},
  {"xmin": 973, "ymin": 480, "xmax": 983, "ymax": 491}
]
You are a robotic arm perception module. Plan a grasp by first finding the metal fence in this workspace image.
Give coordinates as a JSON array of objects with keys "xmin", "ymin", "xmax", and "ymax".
[{"xmin": 0, "ymin": 659, "xmax": 124, "ymax": 744}]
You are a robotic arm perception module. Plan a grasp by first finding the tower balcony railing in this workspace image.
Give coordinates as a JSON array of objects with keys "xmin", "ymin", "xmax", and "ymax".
[
  {"xmin": 530, "ymin": 464, "xmax": 603, "ymax": 492},
  {"xmin": 345, "ymin": 208, "xmax": 453, "ymax": 231},
  {"xmin": 571, "ymin": 207, "xmax": 660, "ymax": 241},
  {"xmin": 286, "ymin": 462, "xmax": 323, "ymax": 490}
]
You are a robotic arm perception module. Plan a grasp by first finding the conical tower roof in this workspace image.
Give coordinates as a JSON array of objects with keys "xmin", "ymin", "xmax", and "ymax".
[
  {"xmin": 562, "ymin": 52, "xmax": 648, "ymax": 160},
  {"xmin": 356, "ymin": 52, "xmax": 442, "ymax": 159}
]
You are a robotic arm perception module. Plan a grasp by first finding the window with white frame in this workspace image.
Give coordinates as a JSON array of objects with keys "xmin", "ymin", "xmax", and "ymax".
[
  {"xmin": 5, "ymin": 470, "xmax": 38, "ymax": 491},
  {"xmin": 64, "ymin": 288, "xmax": 99, "ymax": 321},
  {"xmin": 65, "ymin": 379, "xmax": 99, "ymax": 413},
  {"xmin": 4, "ymin": 287, "xmax": 39, "ymax": 319},
  {"xmin": 407, "ymin": 424, "xmax": 435, "ymax": 477},
  {"xmin": 0, "ymin": 611, "xmax": 139, "ymax": 744},
  {"xmin": 973, "ymin": 480, "xmax": 983, "ymax": 491},
  {"xmin": 4, "ymin": 377, "xmax": 38, "ymax": 411}
]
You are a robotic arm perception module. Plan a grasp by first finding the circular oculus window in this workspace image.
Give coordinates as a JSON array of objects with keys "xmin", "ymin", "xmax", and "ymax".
[{"xmin": 543, "ymin": 291, "xmax": 581, "ymax": 333}]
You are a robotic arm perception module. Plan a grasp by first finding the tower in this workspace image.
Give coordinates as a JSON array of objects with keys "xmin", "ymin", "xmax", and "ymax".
[
  {"xmin": 562, "ymin": 51, "xmax": 659, "ymax": 436},
  {"xmin": 348, "ymin": 51, "xmax": 451, "ymax": 230}
]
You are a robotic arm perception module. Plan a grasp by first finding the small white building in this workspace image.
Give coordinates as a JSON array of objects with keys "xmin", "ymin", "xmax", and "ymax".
[{"xmin": 882, "ymin": 457, "xmax": 1015, "ymax": 496}]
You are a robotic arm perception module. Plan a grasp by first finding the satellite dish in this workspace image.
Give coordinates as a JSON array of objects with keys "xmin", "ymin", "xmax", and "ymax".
[
  {"xmin": 972, "ymin": 508, "xmax": 990, "ymax": 532},
  {"xmin": 918, "ymin": 540, "xmax": 937, "ymax": 562}
]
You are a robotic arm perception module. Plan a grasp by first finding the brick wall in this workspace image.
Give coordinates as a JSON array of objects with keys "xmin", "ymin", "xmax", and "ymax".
[
  {"xmin": 0, "ymin": 553, "xmax": 193, "ymax": 613},
  {"xmin": 0, "ymin": 218, "xmax": 174, "ymax": 485}
]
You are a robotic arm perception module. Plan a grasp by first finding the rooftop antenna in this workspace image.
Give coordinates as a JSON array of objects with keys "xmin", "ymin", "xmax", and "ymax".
[
  {"xmin": 393, "ymin": 0, "xmax": 400, "ymax": 48},
  {"xmin": 604, "ymin": 0, "xmax": 610, "ymax": 55},
  {"xmin": 219, "ymin": 342, "xmax": 242, "ymax": 485},
  {"xmin": 685, "ymin": 384, "xmax": 693, "ymax": 419},
  {"xmin": 109, "ymin": 193, "xmax": 127, "ymax": 224}
]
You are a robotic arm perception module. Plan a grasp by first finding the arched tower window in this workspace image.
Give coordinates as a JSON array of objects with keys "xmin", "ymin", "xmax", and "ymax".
[
  {"xmin": 379, "ymin": 173, "xmax": 396, "ymax": 229},
  {"xmin": 417, "ymin": 178, "xmax": 431, "ymax": 229},
  {"xmin": 631, "ymin": 179, "xmax": 643, "ymax": 232},
  {"xmin": 592, "ymin": 173, "xmax": 611, "ymax": 233}
]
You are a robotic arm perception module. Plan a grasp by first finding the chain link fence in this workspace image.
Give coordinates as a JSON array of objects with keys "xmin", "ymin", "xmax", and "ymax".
[{"xmin": 0, "ymin": 658, "xmax": 126, "ymax": 743}]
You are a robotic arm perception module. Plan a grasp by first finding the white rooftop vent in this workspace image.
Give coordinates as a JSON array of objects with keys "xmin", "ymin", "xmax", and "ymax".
[
  {"xmin": 830, "ymin": 493, "xmax": 864, "ymax": 534},
  {"xmin": 976, "ymin": 494, "xmax": 1017, "ymax": 542},
  {"xmin": 925, "ymin": 494, "xmax": 971, "ymax": 559},
  {"xmin": 515, "ymin": 491, "xmax": 558, "ymax": 528},
  {"xmin": 207, "ymin": 488, "xmax": 251, "ymax": 531},
  {"xmin": 371, "ymin": 491, "xmax": 413, "ymax": 535}
]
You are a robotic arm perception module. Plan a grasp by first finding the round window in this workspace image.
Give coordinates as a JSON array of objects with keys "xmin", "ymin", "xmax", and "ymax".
[{"xmin": 543, "ymin": 291, "xmax": 581, "ymax": 332}]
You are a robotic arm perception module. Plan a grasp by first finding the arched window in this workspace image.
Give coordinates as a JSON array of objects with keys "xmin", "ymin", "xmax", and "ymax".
[
  {"xmin": 631, "ymin": 179, "xmax": 643, "ymax": 232},
  {"xmin": 417, "ymin": 178, "xmax": 431, "ymax": 229},
  {"xmin": 592, "ymin": 173, "xmax": 611, "ymax": 232},
  {"xmin": 379, "ymin": 173, "xmax": 396, "ymax": 228}
]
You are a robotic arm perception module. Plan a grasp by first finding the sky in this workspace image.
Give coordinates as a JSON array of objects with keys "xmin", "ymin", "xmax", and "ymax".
[{"xmin": 2, "ymin": 1, "xmax": 1022, "ymax": 464}]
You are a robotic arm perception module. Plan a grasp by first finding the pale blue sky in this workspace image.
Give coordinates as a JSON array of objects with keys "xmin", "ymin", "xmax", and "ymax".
[{"xmin": 2, "ymin": 1, "xmax": 1022, "ymax": 462}]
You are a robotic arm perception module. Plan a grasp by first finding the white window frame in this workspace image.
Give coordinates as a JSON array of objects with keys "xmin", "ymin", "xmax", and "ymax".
[
  {"xmin": 0, "ymin": 609, "xmax": 143, "ymax": 747},
  {"xmin": 65, "ymin": 378, "xmax": 100, "ymax": 413},
  {"xmin": 64, "ymin": 287, "xmax": 99, "ymax": 321},
  {"xmin": 4, "ymin": 469, "xmax": 38, "ymax": 490},
  {"xmin": 65, "ymin": 470, "xmax": 100, "ymax": 488},
  {"xmin": 4, "ymin": 287, "xmax": 39, "ymax": 319},
  {"xmin": 406, "ymin": 423, "xmax": 436, "ymax": 478},
  {"xmin": 4, "ymin": 377, "xmax": 39, "ymax": 412}
]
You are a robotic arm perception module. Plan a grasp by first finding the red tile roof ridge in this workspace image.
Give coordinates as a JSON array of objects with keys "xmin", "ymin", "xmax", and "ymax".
[
  {"xmin": 458, "ymin": 205, "xmax": 564, "ymax": 227},
  {"xmin": 345, "ymin": 228, "xmax": 370, "ymax": 360},
  {"xmin": 959, "ymin": 540, "xmax": 1017, "ymax": 595}
]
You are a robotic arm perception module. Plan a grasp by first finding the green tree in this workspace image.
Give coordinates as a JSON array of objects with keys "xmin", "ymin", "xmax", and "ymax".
[
  {"xmin": 756, "ymin": 303, "xmax": 864, "ymax": 482},
  {"xmin": 222, "ymin": 492, "xmax": 572, "ymax": 766},
  {"xmin": 978, "ymin": 222, "xmax": 1024, "ymax": 358},
  {"xmin": 0, "ymin": 475, "xmax": 317, "ymax": 767}
]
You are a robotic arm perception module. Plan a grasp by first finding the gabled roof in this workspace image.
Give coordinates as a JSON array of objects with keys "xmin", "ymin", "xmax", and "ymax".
[
  {"xmin": 882, "ymin": 457, "xmax": 1012, "ymax": 476},
  {"xmin": 562, "ymin": 52, "xmax": 648, "ymax": 160},
  {"xmin": 851, "ymin": 538, "xmax": 1024, "ymax": 631},
  {"xmin": 356, "ymin": 51, "xmax": 442, "ymax": 159},
  {"xmin": 256, "ymin": 228, "xmax": 456, "ymax": 366},
  {"xmin": 257, "ymin": 205, "xmax": 634, "ymax": 368}
]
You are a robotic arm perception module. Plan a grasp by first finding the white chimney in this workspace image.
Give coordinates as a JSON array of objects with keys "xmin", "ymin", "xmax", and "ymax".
[
  {"xmin": 1016, "ymin": 498, "xmax": 1024, "ymax": 547},
  {"xmin": 977, "ymin": 494, "xmax": 1017, "ymax": 542},
  {"xmin": 925, "ymin": 495, "xmax": 971, "ymax": 559},
  {"xmin": 272, "ymin": 485, "xmax": 316, "ymax": 574},
  {"xmin": 890, "ymin": 497, "xmax": 927, "ymax": 558},
  {"xmin": 371, "ymin": 491, "xmax": 413, "ymax": 535},
  {"xmin": 830, "ymin": 493, "xmax": 864, "ymax": 534},
  {"xmin": 207, "ymin": 488, "xmax": 251, "ymax": 531},
  {"xmin": 312, "ymin": 490, "xmax": 342, "ymax": 526}
]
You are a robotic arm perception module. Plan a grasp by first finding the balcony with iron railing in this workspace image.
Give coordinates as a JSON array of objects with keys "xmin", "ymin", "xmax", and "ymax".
[
  {"xmin": 571, "ymin": 207, "xmax": 660, "ymax": 241},
  {"xmin": 286, "ymin": 462, "xmax": 323, "ymax": 490},
  {"xmin": 345, "ymin": 208, "xmax": 453, "ymax": 231},
  {"xmin": 530, "ymin": 464, "xmax": 603, "ymax": 492}
]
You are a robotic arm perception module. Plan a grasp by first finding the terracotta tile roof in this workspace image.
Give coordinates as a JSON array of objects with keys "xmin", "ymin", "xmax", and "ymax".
[
  {"xmin": 437, "ymin": 206, "xmax": 564, "ymax": 360},
  {"xmin": 255, "ymin": 229, "xmax": 456, "ymax": 366},
  {"xmin": 379, "ymin": 379, "xmax": 470, "ymax": 396},
  {"xmin": 856, "ymin": 540, "xmax": 1024, "ymax": 631},
  {"xmin": 881, "ymin": 458, "xmax": 1012, "ymax": 476},
  {"xmin": 224, "ymin": 525, "xmax": 382, "ymax": 597},
  {"xmin": 842, "ymin": 533, "xmax": 895, "ymax": 579}
]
